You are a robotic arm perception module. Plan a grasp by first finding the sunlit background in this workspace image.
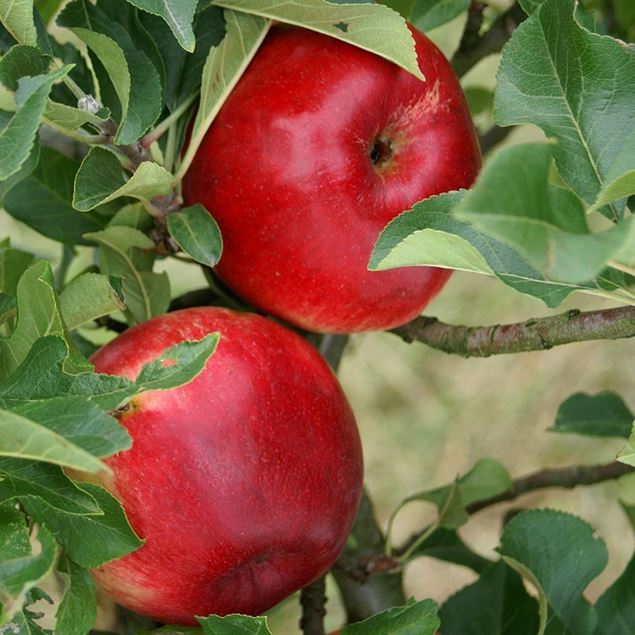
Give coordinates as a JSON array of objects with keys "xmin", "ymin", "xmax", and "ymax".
[{"xmin": 2, "ymin": 1, "xmax": 633, "ymax": 632}]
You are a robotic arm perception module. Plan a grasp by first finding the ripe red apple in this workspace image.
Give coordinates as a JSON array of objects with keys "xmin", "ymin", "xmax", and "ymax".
[
  {"xmin": 183, "ymin": 25, "xmax": 480, "ymax": 333},
  {"xmin": 88, "ymin": 307, "xmax": 363, "ymax": 625}
]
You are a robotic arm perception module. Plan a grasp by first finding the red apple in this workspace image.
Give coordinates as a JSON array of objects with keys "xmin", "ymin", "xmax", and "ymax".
[
  {"xmin": 183, "ymin": 25, "xmax": 480, "ymax": 333},
  {"xmin": 88, "ymin": 307, "xmax": 363, "ymax": 625}
]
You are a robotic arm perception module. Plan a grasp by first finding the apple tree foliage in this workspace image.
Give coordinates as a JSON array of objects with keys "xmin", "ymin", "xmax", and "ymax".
[{"xmin": 0, "ymin": 0, "xmax": 633, "ymax": 633}]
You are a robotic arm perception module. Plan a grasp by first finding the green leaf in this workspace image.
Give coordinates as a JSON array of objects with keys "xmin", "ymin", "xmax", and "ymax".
[
  {"xmin": 135, "ymin": 333, "xmax": 219, "ymax": 392},
  {"xmin": 613, "ymin": 0, "xmax": 635, "ymax": 36},
  {"xmin": 141, "ymin": 4, "xmax": 225, "ymax": 112},
  {"xmin": 0, "ymin": 44, "xmax": 49, "ymax": 90},
  {"xmin": 60, "ymin": 273, "xmax": 126, "ymax": 330},
  {"xmin": 341, "ymin": 598, "xmax": 440, "ymax": 635},
  {"xmin": 0, "ymin": 503, "xmax": 30, "ymax": 559},
  {"xmin": 408, "ymin": 528, "xmax": 491, "ymax": 573},
  {"xmin": 177, "ymin": 9, "xmax": 271, "ymax": 179},
  {"xmin": 58, "ymin": 0, "xmax": 162, "ymax": 144},
  {"xmin": 494, "ymin": 0, "xmax": 635, "ymax": 220},
  {"xmin": 0, "ymin": 261, "xmax": 76, "ymax": 377},
  {"xmin": 464, "ymin": 86, "xmax": 493, "ymax": 117},
  {"xmin": 0, "ymin": 292, "xmax": 16, "ymax": 325},
  {"xmin": 11, "ymin": 396, "xmax": 131, "ymax": 458},
  {"xmin": 0, "ymin": 66, "xmax": 71, "ymax": 180},
  {"xmin": 197, "ymin": 614, "xmax": 272, "ymax": 634},
  {"xmin": 92, "ymin": 216, "xmax": 154, "ymax": 253},
  {"xmin": 594, "ymin": 171, "xmax": 635, "ymax": 211},
  {"xmin": 36, "ymin": 0, "xmax": 66, "ymax": 23},
  {"xmin": 390, "ymin": 460, "xmax": 511, "ymax": 558},
  {"xmin": 613, "ymin": 220, "xmax": 635, "ymax": 269},
  {"xmin": 0, "ymin": 243, "xmax": 34, "ymax": 295},
  {"xmin": 84, "ymin": 225, "xmax": 171, "ymax": 324},
  {"xmin": 499, "ymin": 510, "xmax": 607, "ymax": 635},
  {"xmin": 0, "ymin": 335, "xmax": 130, "ymax": 410},
  {"xmin": 0, "ymin": 334, "xmax": 217, "ymax": 411},
  {"xmin": 55, "ymin": 556, "xmax": 97, "ymax": 635},
  {"xmin": 45, "ymin": 100, "xmax": 110, "ymax": 131},
  {"xmin": 0, "ymin": 0, "xmax": 37, "ymax": 46},
  {"xmin": 0, "ymin": 458, "xmax": 100, "ymax": 514},
  {"xmin": 517, "ymin": 0, "xmax": 541, "ymax": 14},
  {"xmin": 551, "ymin": 392, "xmax": 634, "ymax": 439},
  {"xmin": 455, "ymin": 144, "xmax": 633, "ymax": 284},
  {"xmin": 73, "ymin": 147, "xmax": 174, "ymax": 211},
  {"xmin": 0, "ymin": 408, "xmax": 106, "ymax": 473},
  {"xmin": 595, "ymin": 552, "xmax": 635, "ymax": 635},
  {"xmin": 518, "ymin": 0, "xmax": 599, "ymax": 31},
  {"xmin": 0, "ymin": 339, "xmax": 131, "ymax": 461},
  {"xmin": 213, "ymin": 0, "xmax": 423, "ymax": 80},
  {"xmin": 0, "ymin": 115, "xmax": 40, "ymax": 204},
  {"xmin": 618, "ymin": 424, "xmax": 635, "ymax": 468},
  {"xmin": 124, "ymin": 0, "xmax": 197, "ymax": 52},
  {"xmin": 23, "ymin": 483, "xmax": 143, "ymax": 568},
  {"xmin": 3, "ymin": 147, "xmax": 108, "ymax": 245},
  {"xmin": 406, "ymin": 459, "xmax": 511, "ymax": 528},
  {"xmin": 369, "ymin": 190, "xmax": 595, "ymax": 308},
  {"xmin": 167, "ymin": 204, "xmax": 223, "ymax": 267},
  {"xmin": 439, "ymin": 561, "xmax": 539, "ymax": 635},
  {"xmin": 619, "ymin": 496, "xmax": 635, "ymax": 533},
  {"xmin": 412, "ymin": 0, "xmax": 469, "ymax": 32},
  {"xmin": 4, "ymin": 609, "xmax": 51, "ymax": 635},
  {"xmin": 108, "ymin": 201, "xmax": 153, "ymax": 231},
  {"xmin": 0, "ymin": 525, "xmax": 57, "ymax": 622}
]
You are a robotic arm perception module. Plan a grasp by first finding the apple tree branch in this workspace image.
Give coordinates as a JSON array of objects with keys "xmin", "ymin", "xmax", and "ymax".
[
  {"xmin": 392, "ymin": 306, "xmax": 635, "ymax": 357},
  {"xmin": 299, "ymin": 576, "xmax": 327, "ymax": 635},
  {"xmin": 451, "ymin": 2, "xmax": 527, "ymax": 77},
  {"xmin": 395, "ymin": 460, "xmax": 632, "ymax": 558},
  {"xmin": 333, "ymin": 491, "xmax": 406, "ymax": 623},
  {"xmin": 310, "ymin": 336, "xmax": 407, "ymax": 626}
]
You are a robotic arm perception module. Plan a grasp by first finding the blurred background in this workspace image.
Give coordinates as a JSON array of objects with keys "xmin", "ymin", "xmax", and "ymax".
[{"xmin": 2, "ymin": 0, "xmax": 633, "ymax": 632}]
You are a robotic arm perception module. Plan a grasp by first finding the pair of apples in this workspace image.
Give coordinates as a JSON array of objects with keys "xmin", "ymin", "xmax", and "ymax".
[{"xmin": 89, "ymin": 26, "xmax": 480, "ymax": 625}]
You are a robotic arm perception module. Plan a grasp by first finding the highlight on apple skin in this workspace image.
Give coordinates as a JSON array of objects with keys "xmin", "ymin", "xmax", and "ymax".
[
  {"xmin": 184, "ymin": 25, "xmax": 481, "ymax": 333},
  {"xmin": 88, "ymin": 307, "xmax": 364, "ymax": 626}
]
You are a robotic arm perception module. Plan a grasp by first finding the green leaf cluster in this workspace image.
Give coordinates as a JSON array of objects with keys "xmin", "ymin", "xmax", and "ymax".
[
  {"xmin": 0, "ymin": 255, "xmax": 217, "ymax": 629},
  {"xmin": 371, "ymin": 0, "xmax": 635, "ymax": 308}
]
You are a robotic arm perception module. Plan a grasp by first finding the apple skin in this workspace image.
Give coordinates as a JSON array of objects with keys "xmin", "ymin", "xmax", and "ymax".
[
  {"xmin": 88, "ymin": 308, "xmax": 363, "ymax": 625},
  {"xmin": 183, "ymin": 25, "xmax": 480, "ymax": 333}
]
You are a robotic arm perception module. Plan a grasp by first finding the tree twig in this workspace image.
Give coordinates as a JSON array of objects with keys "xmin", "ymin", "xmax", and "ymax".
[
  {"xmin": 333, "ymin": 491, "xmax": 406, "ymax": 623},
  {"xmin": 452, "ymin": 3, "xmax": 527, "ymax": 77},
  {"xmin": 392, "ymin": 306, "xmax": 635, "ymax": 357},
  {"xmin": 300, "ymin": 576, "xmax": 327, "ymax": 635},
  {"xmin": 457, "ymin": 1, "xmax": 486, "ymax": 59},
  {"xmin": 169, "ymin": 288, "xmax": 220, "ymax": 312},
  {"xmin": 396, "ymin": 461, "xmax": 632, "ymax": 557},
  {"xmin": 479, "ymin": 124, "xmax": 514, "ymax": 154},
  {"xmin": 467, "ymin": 461, "xmax": 633, "ymax": 515},
  {"xmin": 298, "ymin": 336, "xmax": 349, "ymax": 634},
  {"xmin": 95, "ymin": 118, "xmax": 150, "ymax": 168},
  {"xmin": 316, "ymin": 336, "xmax": 406, "ymax": 623},
  {"xmin": 96, "ymin": 316, "xmax": 128, "ymax": 333}
]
